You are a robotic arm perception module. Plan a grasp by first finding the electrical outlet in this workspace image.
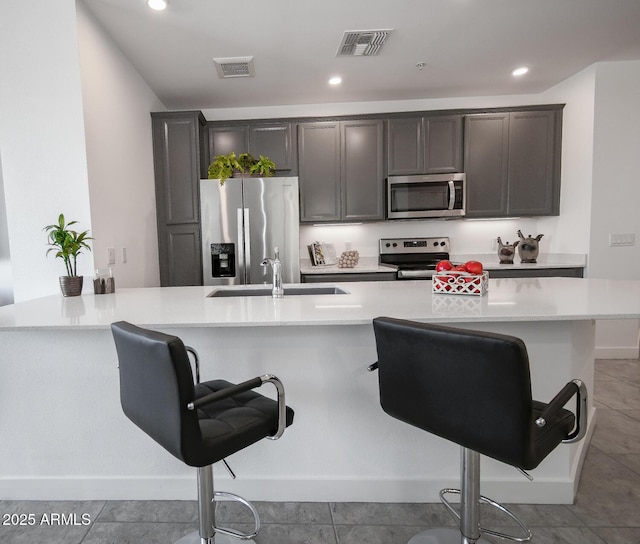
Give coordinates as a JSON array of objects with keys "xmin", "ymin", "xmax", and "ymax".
[
  {"xmin": 107, "ymin": 247, "xmax": 116, "ymax": 265},
  {"xmin": 609, "ymin": 233, "xmax": 636, "ymax": 247},
  {"xmin": 122, "ymin": 247, "xmax": 127, "ymax": 264}
]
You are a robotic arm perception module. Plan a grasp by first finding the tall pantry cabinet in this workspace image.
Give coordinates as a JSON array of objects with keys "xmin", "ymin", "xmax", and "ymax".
[{"xmin": 151, "ymin": 111, "xmax": 207, "ymax": 286}]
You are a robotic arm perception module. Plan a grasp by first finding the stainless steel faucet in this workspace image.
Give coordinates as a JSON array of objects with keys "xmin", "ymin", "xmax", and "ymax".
[{"xmin": 261, "ymin": 247, "xmax": 284, "ymax": 298}]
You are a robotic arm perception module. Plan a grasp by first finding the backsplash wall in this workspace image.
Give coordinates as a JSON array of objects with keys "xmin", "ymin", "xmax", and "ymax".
[{"xmin": 300, "ymin": 216, "xmax": 562, "ymax": 260}]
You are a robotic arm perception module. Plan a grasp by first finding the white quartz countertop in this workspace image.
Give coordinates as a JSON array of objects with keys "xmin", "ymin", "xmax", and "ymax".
[{"xmin": 1, "ymin": 277, "xmax": 638, "ymax": 331}]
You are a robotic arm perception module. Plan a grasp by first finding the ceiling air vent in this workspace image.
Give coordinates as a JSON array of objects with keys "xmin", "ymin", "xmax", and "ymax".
[
  {"xmin": 213, "ymin": 56, "xmax": 255, "ymax": 78},
  {"xmin": 337, "ymin": 29, "xmax": 393, "ymax": 57}
]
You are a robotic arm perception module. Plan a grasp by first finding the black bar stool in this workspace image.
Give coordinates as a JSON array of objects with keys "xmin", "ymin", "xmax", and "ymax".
[
  {"xmin": 111, "ymin": 321, "xmax": 294, "ymax": 544},
  {"xmin": 370, "ymin": 317, "xmax": 588, "ymax": 544}
]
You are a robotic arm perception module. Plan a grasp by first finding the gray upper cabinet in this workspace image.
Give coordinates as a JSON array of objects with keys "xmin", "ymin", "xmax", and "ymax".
[
  {"xmin": 424, "ymin": 116, "xmax": 463, "ymax": 173},
  {"xmin": 208, "ymin": 122, "xmax": 296, "ymax": 173},
  {"xmin": 298, "ymin": 122, "xmax": 341, "ymax": 222},
  {"xmin": 151, "ymin": 111, "xmax": 206, "ymax": 286},
  {"xmin": 387, "ymin": 117, "xmax": 422, "ymax": 175},
  {"xmin": 464, "ymin": 113, "xmax": 510, "ymax": 217},
  {"xmin": 208, "ymin": 126, "xmax": 248, "ymax": 158},
  {"xmin": 249, "ymin": 124, "xmax": 295, "ymax": 171},
  {"xmin": 387, "ymin": 115, "xmax": 463, "ymax": 175},
  {"xmin": 508, "ymin": 110, "xmax": 561, "ymax": 216},
  {"xmin": 298, "ymin": 120, "xmax": 384, "ymax": 223},
  {"xmin": 464, "ymin": 107, "xmax": 562, "ymax": 218},
  {"xmin": 341, "ymin": 120, "xmax": 384, "ymax": 221}
]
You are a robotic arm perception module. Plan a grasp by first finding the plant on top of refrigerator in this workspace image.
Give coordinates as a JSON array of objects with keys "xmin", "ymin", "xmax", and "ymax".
[
  {"xmin": 208, "ymin": 152, "xmax": 276, "ymax": 185},
  {"xmin": 249, "ymin": 155, "xmax": 276, "ymax": 177}
]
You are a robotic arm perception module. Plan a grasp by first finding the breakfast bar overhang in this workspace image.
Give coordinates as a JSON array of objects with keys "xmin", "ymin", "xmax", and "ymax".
[{"xmin": 1, "ymin": 278, "xmax": 639, "ymax": 504}]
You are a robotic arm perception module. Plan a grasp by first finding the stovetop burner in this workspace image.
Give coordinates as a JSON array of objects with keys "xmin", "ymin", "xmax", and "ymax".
[{"xmin": 379, "ymin": 237, "xmax": 450, "ymax": 279}]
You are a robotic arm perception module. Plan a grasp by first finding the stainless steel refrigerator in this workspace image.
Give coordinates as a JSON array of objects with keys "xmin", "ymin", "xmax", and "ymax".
[{"xmin": 200, "ymin": 177, "xmax": 300, "ymax": 286}]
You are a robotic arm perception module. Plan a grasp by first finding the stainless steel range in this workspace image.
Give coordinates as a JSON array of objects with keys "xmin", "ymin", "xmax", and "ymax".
[{"xmin": 379, "ymin": 237, "xmax": 450, "ymax": 280}]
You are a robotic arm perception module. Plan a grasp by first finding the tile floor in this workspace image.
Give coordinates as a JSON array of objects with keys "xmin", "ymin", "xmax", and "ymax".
[{"xmin": 1, "ymin": 358, "xmax": 639, "ymax": 544}]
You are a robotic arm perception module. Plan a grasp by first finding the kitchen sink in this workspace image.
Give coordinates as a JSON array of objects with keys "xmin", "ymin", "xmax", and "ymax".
[{"xmin": 207, "ymin": 285, "xmax": 349, "ymax": 297}]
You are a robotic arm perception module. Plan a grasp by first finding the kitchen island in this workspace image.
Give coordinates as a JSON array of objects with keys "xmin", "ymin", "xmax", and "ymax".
[{"xmin": 1, "ymin": 278, "xmax": 639, "ymax": 504}]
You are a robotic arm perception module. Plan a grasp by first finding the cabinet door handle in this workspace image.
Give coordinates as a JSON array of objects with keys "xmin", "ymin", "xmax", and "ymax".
[
  {"xmin": 237, "ymin": 208, "xmax": 245, "ymax": 283},
  {"xmin": 244, "ymin": 208, "xmax": 251, "ymax": 284},
  {"xmin": 448, "ymin": 180, "xmax": 456, "ymax": 210}
]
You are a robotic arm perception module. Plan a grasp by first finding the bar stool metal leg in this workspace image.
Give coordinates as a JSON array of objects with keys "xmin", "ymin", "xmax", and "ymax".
[
  {"xmin": 407, "ymin": 447, "xmax": 492, "ymax": 544},
  {"xmin": 198, "ymin": 465, "xmax": 215, "ymax": 542},
  {"xmin": 175, "ymin": 465, "xmax": 258, "ymax": 544},
  {"xmin": 460, "ymin": 448, "xmax": 482, "ymax": 543}
]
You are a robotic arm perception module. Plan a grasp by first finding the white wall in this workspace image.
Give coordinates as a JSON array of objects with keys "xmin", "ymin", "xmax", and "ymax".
[
  {"xmin": 0, "ymin": 0, "xmax": 94, "ymax": 302},
  {"xmin": 0, "ymin": 151, "xmax": 14, "ymax": 306},
  {"xmin": 537, "ymin": 65, "xmax": 596, "ymax": 257},
  {"xmin": 589, "ymin": 61, "xmax": 640, "ymax": 279},
  {"xmin": 77, "ymin": 1, "xmax": 165, "ymax": 288},
  {"xmin": 589, "ymin": 61, "xmax": 640, "ymax": 357}
]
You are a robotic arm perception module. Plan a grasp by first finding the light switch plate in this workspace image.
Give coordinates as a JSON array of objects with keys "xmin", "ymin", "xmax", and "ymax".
[
  {"xmin": 609, "ymin": 233, "xmax": 635, "ymax": 247},
  {"xmin": 107, "ymin": 247, "xmax": 116, "ymax": 265}
]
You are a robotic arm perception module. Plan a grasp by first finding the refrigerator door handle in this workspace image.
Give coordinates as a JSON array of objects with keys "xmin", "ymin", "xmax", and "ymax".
[
  {"xmin": 237, "ymin": 208, "xmax": 246, "ymax": 283},
  {"xmin": 244, "ymin": 208, "xmax": 251, "ymax": 284}
]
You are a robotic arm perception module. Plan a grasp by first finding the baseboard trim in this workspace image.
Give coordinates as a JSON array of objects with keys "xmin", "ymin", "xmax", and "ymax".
[
  {"xmin": 0, "ymin": 476, "xmax": 580, "ymax": 504},
  {"xmin": 0, "ymin": 413, "xmax": 597, "ymax": 506},
  {"xmin": 595, "ymin": 346, "xmax": 639, "ymax": 359}
]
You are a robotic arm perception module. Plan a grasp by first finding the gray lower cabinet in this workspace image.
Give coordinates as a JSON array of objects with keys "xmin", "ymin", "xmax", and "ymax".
[
  {"xmin": 151, "ymin": 111, "xmax": 206, "ymax": 286},
  {"xmin": 488, "ymin": 267, "xmax": 583, "ymax": 278},
  {"xmin": 302, "ymin": 268, "xmax": 582, "ymax": 282},
  {"xmin": 387, "ymin": 115, "xmax": 463, "ymax": 175},
  {"xmin": 301, "ymin": 272, "xmax": 396, "ymax": 283},
  {"xmin": 299, "ymin": 120, "xmax": 384, "ymax": 222},
  {"xmin": 208, "ymin": 122, "xmax": 296, "ymax": 172},
  {"xmin": 464, "ymin": 108, "xmax": 562, "ymax": 218}
]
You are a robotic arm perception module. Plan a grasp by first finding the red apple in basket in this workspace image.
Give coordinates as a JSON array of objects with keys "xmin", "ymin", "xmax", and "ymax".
[
  {"xmin": 464, "ymin": 261, "xmax": 484, "ymax": 275},
  {"xmin": 435, "ymin": 260, "xmax": 454, "ymax": 272}
]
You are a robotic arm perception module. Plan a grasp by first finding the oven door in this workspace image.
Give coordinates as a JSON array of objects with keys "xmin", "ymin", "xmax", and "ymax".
[{"xmin": 387, "ymin": 174, "xmax": 465, "ymax": 219}]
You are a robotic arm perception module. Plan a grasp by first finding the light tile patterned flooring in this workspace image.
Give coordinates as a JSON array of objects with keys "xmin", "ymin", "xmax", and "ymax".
[{"xmin": 1, "ymin": 358, "xmax": 639, "ymax": 544}]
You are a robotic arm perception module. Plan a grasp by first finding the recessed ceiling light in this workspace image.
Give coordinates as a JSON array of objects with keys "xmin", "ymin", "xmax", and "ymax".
[
  {"xmin": 329, "ymin": 76, "xmax": 342, "ymax": 86},
  {"xmin": 147, "ymin": 0, "xmax": 167, "ymax": 11},
  {"xmin": 512, "ymin": 66, "xmax": 529, "ymax": 77}
]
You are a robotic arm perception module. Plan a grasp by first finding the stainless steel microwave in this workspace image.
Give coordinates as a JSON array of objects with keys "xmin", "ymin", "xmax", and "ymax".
[{"xmin": 387, "ymin": 173, "xmax": 466, "ymax": 219}]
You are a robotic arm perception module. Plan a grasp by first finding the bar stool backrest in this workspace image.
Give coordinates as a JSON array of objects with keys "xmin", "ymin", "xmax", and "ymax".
[
  {"xmin": 373, "ymin": 317, "xmax": 534, "ymax": 468},
  {"xmin": 111, "ymin": 321, "xmax": 201, "ymax": 464}
]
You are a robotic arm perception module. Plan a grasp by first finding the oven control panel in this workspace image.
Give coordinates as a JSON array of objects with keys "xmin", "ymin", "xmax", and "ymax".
[{"xmin": 379, "ymin": 237, "xmax": 450, "ymax": 254}]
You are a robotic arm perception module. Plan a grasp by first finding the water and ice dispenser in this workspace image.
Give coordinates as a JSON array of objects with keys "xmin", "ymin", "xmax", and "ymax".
[{"xmin": 210, "ymin": 243, "xmax": 236, "ymax": 278}]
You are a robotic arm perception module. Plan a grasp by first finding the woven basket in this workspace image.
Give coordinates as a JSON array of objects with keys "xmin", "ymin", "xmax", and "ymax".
[{"xmin": 432, "ymin": 271, "xmax": 489, "ymax": 296}]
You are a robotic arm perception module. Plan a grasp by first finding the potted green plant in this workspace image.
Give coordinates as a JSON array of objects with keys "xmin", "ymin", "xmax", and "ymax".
[
  {"xmin": 236, "ymin": 152, "xmax": 256, "ymax": 173},
  {"xmin": 208, "ymin": 152, "xmax": 276, "ymax": 185},
  {"xmin": 249, "ymin": 155, "xmax": 276, "ymax": 177},
  {"xmin": 207, "ymin": 152, "xmax": 242, "ymax": 185},
  {"xmin": 44, "ymin": 213, "xmax": 93, "ymax": 297}
]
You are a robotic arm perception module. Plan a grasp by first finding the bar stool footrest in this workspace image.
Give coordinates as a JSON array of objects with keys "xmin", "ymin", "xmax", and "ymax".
[
  {"xmin": 439, "ymin": 488, "xmax": 532, "ymax": 542},
  {"xmin": 213, "ymin": 491, "xmax": 261, "ymax": 540}
]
